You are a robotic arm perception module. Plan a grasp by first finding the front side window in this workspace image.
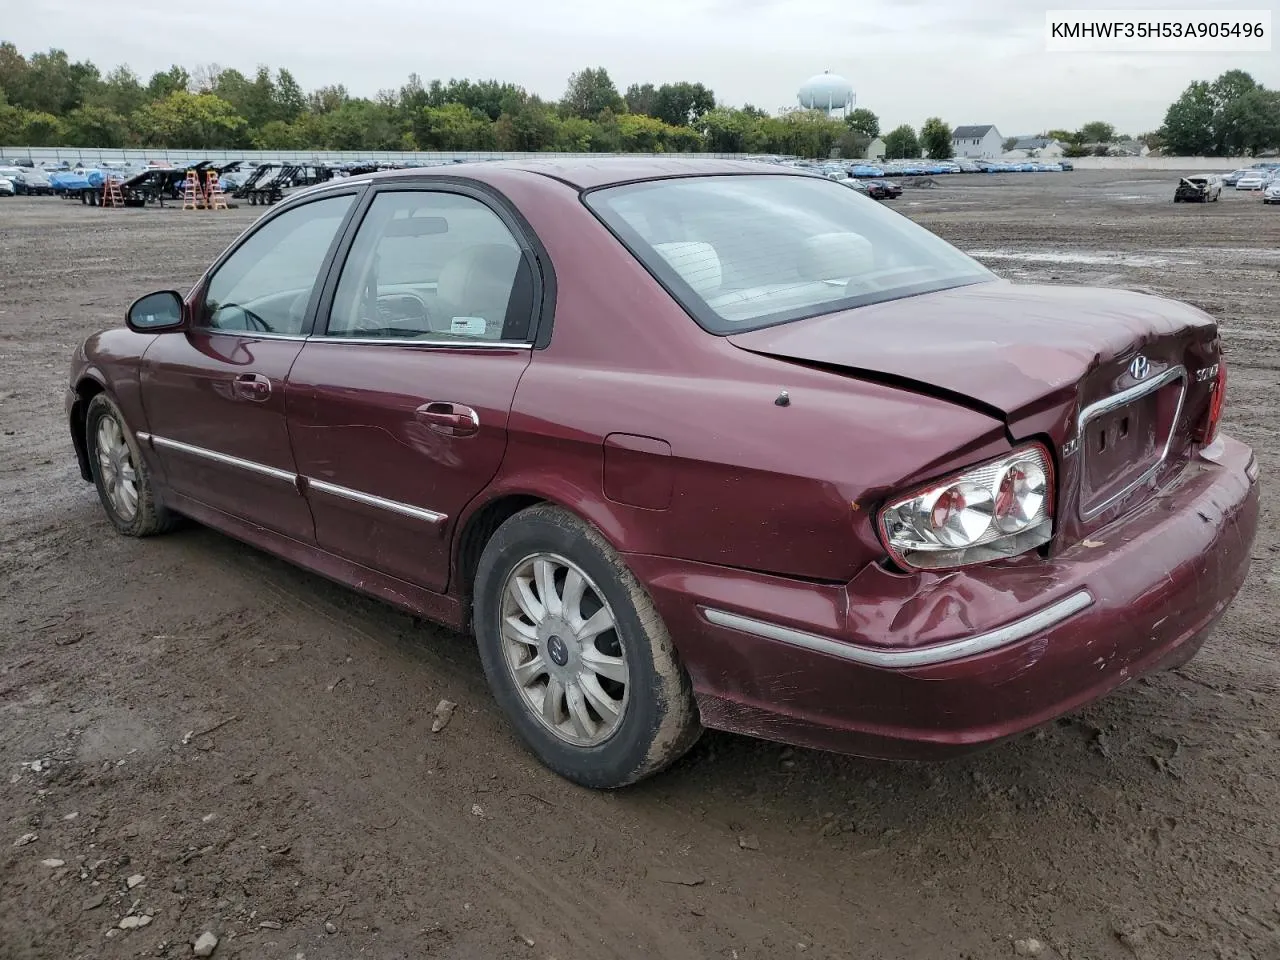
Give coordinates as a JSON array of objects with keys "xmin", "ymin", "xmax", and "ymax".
[
  {"xmin": 324, "ymin": 190, "xmax": 532, "ymax": 342},
  {"xmin": 201, "ymin": 193, "xmax": 355, "ymax": 335},
  {"xmin": 584, "ymin": 174, "xmax": 994, "ymax": 334}
]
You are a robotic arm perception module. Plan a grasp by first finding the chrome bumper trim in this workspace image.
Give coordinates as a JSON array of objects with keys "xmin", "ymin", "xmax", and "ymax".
[{"xmin": 701, "ymin": 589, "xmax": 1095, "ymax": 669}]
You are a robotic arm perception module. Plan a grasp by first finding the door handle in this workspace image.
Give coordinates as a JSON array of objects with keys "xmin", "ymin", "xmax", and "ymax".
[
  {"xmin": 233, "ymin": 373, "xmax": 272, "ymax": 402},
  {"xmin": 415, "ymin": 401, "xmax": 480, "ymax": 437}
]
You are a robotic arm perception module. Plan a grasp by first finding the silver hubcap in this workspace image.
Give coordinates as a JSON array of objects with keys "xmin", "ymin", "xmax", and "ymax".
[
  {"xmin": 500, "ymin": 553, "xmax": 628, "ymax": 746},
  {"xmin": 96, "ymin": 415, "xmax": 138, "ymax": 521}
]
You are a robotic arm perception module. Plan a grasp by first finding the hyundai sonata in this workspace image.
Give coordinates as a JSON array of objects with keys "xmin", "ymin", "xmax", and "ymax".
[{"xmin": 66, "ymin": 160, "xmax": 1260, "ymax": 787}]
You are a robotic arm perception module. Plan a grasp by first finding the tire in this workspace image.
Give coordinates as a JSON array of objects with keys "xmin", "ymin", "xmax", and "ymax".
[
  {"xmin": 473, "ymin": 504, "xmax": 701, "ymax": 788},
  {"xmin": 85, "ymin": 393, "xmax": 178, "ymax": 537}
]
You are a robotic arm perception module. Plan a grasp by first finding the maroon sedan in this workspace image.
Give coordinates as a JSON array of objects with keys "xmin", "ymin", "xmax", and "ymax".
[{"xmin": 66, "ymin": 159, "xmax": 1260, "ymax": 788}]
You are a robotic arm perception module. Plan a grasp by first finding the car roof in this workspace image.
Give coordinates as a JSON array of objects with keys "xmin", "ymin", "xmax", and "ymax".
[{"xmin": 358, "ymin": 157, "xmax": 807, "ymax": 191}]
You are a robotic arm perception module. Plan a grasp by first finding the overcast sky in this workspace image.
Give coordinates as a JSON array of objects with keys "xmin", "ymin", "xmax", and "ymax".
[{"xmin": 7, "ymin": 0, "xmax": 1278, "ymax": 135}]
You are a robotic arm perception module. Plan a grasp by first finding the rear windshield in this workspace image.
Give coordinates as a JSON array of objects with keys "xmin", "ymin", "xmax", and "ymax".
[{"xmin": 584, "ymin": 174, "xmax": 994, "ymax": 333}]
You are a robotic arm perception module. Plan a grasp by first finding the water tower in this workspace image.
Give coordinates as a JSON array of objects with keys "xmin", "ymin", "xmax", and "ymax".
[{"xmin": 797, "ymin": 71, "xmax": 854, "ymax": 117}]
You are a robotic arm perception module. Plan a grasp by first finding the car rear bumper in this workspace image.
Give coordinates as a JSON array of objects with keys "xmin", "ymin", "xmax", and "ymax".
[{"xmin": 627, "ymin": 435, "xmax": 1260, "ymax": 759}]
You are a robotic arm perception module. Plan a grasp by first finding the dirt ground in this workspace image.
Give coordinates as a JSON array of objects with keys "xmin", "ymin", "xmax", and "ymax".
[{"xmin": 1, "ymin": 169, "xmax": 1278, "ymax": 960}]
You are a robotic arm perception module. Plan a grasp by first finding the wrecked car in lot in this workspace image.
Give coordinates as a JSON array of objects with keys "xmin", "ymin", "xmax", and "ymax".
[
  {"xmin": 65, "ymin": 159, "xmax": 1260, "ymax": 788},
  {"xmin": 842, "ymin": 178, "xmax": 901, "ymax": 201},
  {"xmin": 1174, "ymin": 175, "xmax": 1222, "ymax": 202}
]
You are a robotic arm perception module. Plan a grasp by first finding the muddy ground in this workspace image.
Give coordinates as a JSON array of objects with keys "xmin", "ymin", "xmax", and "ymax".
[{"xmin": 1, "ymin": 170, "xmax": 1277, "ymax": 960}]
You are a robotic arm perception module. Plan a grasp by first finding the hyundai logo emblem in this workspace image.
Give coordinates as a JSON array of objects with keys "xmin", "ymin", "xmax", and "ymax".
[{"xmin": 1129, "ymin": 355, "xmax": 1151, "ymax": 381}]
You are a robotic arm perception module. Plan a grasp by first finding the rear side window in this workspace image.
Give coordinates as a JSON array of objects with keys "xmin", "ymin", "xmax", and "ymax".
[
  {"xmin": 324, "ymin": 190, "xmax": 533, "ymax": 343},
  {"xmin": 585, "ymin": 174, "xmax": 993, "ymax": 334}
]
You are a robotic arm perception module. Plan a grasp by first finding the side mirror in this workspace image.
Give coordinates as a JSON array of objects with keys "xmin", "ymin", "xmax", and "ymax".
[{"xmin": 126, "ymin": 290, "xmax": 186, "ymax": 333}]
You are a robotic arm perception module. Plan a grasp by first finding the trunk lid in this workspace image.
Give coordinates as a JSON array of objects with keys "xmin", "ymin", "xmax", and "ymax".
[{"xmin": 728, "ymin": 280, "xmax": 1222, "ymax": 545}]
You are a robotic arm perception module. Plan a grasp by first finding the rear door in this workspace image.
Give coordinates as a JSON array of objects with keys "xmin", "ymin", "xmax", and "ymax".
[
  {"xmin": 285, "ymin": 183, "xmax": 546, "ymax": 592},
  {"xmin": 140, "ymin": 189, "xmax": 363, "ymax": 541}
]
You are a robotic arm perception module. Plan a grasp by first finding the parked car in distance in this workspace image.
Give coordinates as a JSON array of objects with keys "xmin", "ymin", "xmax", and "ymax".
[
  {"xmin": 1263, "ymin": 180, "xmax": 1280, "ymax": 205},
  {"xmin": 14, "ymin": 168, "xmax": 54, "ymax": 195},
  {"xmin": 66, "ymin": 159, "xmax": 1260, "ymax": 788},
  {"xmin": 1174, "ymin": 175, "xmax": 1222, "ymax": 202},
  {"xmin": 1234, "ymin": 171, "xmax": 1269, "ymax": 190},
  {"xmin": 870, "ymin": 179, "xmax": 902, "ymax": 199},
  {"xmin": 1221, "ymin": 169, "xmax": 1252, "ymax": 186},
  {"xmin": 0, "ymin": 174, "xmax": 15, "ymax": 197},
  {"xmin": 841, "ymin": 178, "xmax": 901, "ymax": 201},
  {"xmin": 1058, "ymin": 160, "xmax": 1074, "ymax": 171}
]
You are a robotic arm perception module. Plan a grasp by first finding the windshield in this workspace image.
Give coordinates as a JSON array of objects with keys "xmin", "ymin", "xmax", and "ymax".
[{"xmin": 584, "ymin": 173, "xmax": 994, "ymax": 333}]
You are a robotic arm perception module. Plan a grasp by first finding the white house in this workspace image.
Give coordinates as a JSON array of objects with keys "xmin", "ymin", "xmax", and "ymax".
[
  {"xmin": 951, "ymin": 124, "xmax": 1004, "ymax": 159},
  {"xmin": 1004, "ymin": 136, "xmax": 1066, "ymax": 159},
  {"xmin": 863, "ymin": 137, "xmax": 885, "ymax": 161}
]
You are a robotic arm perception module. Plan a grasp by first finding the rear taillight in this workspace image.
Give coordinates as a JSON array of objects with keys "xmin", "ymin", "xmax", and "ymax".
[
  {"xmin": 876, "ymin": 443, "xmax": 1055, "ymax": 570},
  {"xmin": 1196, "ymin": 358, "xmax": 1227, "ymax": 445}
]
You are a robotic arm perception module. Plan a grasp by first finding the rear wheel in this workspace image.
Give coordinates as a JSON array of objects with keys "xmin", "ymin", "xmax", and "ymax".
[
  {"xmin": 85, "ymin": 393, "xmax": 177, "ymax": 537},
  {"xmin": 473, "ymin": 505, "xmax": 701, "ymax": 788}
]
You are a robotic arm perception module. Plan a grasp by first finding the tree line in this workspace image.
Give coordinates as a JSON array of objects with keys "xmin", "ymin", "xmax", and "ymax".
[
  {"xmin": 1159, "ymin": 70, "xmax": 1280, "ymax": 156},
  {"xmin": 0, "ymin": 45, "xmax": 861, "ymax": 156},
  {"xmin": 1003, "ymin": 72, "xmax": 1278, "ymax": 157},
  {"xmin": 1, "ymin": 45, "xmax": 1275, "ymax": 159}
]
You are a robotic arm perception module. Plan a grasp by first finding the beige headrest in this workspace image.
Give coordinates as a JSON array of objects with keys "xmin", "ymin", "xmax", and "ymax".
[
  {"xmin": 796, "ymin": 232, "xmax": 875, "ymax": 282},
  {"xmin": 653, "ymin": 241, "xmax": 722, "ymax": 297},
  {"xmin": 437, "ymin": 243, "xmax": 521, "ymax": 319}
]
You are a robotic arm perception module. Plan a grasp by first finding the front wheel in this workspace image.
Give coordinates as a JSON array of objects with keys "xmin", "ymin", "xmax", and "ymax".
[
  {"xmin": 85, "ymin": 393, "xmax": 178, "ymax": 537},
  {"xmin": 473, "ymin": 505, "xmax": 701, "ymax": 788}
]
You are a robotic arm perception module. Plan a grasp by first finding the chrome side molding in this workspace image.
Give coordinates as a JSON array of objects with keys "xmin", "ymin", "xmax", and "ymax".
[
  {"xmin": 139, "ymin": 433, "xmax": 448, "ymax": 525},
  {"xmin": 141, "ymin": 433, "xmax": 296, "ymax": 483},
  {"xmin": 306, "ymin": 478, "xmax": 446, "ymax": 525}
]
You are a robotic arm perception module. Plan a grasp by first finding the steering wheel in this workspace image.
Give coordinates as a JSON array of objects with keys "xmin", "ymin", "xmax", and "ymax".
[
  {"xmin": 211, "ymin": 302, "xmax": 271, "ymax": 332},
  {"xmin": 380, "ymin": 292, "xmax": 431, "ymax": 329},
  {"xmin": 342, "ymin": 293, "xmax": 434, "ymax": 335},
  {"xmin": 286, "ymin": 291, "xmax": 310, "ymax": 329}
]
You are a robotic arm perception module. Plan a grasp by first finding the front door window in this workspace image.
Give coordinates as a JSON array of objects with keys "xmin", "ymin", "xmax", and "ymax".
[{"xmin": 201, "ymin": 194, "xmax": 356, "ymax": 335}]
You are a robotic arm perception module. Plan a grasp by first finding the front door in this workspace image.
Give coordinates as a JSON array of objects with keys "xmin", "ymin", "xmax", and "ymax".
[
  {"xmin": 286, "ymin": 185, "xmax": 544, "ymax": 591},
  {"xmin": 140, "ymin": 191, "xmax": 360, "ymax": 541}
]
